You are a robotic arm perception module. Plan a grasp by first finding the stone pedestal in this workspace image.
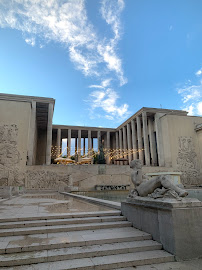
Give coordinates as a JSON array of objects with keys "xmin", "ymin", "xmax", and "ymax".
[{"xmin": 121, "ymin": 197, "xmax": 202, "ymax": 260}]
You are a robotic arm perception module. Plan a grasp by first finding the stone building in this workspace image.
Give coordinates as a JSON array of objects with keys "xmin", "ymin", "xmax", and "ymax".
[{"xmin": 0, "ymin": 93, "xmax": 202, "ymax": 189}]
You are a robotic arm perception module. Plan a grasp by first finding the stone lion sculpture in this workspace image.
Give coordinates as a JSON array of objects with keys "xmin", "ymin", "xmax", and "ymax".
[{"xmin": 128, "ymin": 159, "xmax": 188, "ymax": 199}]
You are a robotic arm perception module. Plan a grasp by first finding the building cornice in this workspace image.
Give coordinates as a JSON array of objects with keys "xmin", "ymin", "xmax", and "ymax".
[
  {"xmin": 0, "ymin": 93, "xmax": 55, "ymax": 105},
  {"xmin": 116, "ymin": 107, "xmax": 188, "ymax": 130},
  {"xmin": 53, "ymin": 124, "xmax": 116, "ymax": 132}
]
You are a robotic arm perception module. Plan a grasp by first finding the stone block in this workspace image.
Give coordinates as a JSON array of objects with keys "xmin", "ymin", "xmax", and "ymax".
[{"xmin": 121, "ymin": 197, "xmax": 202, "ymax": 260}]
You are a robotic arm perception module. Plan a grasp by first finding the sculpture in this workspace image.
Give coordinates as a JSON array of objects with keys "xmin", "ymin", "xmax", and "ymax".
[{"xmin": 128, "ymin": 159, "xmax": 188, "ymax": 199}]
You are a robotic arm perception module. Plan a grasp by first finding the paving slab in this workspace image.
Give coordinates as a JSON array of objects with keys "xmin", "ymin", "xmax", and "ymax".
[{"xmin": 116, "ymin": 258, "xmax": 202, "ymax": 270}]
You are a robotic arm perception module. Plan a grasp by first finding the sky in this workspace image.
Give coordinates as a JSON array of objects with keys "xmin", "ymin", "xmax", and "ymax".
[{"xmin": 0, "ymin": 0, "xmax": 202, "ymax": 128}]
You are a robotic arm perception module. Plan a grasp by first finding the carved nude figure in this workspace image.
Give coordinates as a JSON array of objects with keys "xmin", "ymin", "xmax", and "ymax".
[{"xmin": 130, "ymin": 160, "xmax": 188, "ymax": 197}]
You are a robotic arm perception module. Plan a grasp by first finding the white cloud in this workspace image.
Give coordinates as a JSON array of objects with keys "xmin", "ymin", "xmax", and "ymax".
[
  {"xmin": 182, "ymin": 105, "xmax": 194, "ymax": 115},
  {"xmin": 196, "ymin": 68, "xmax": 202, "ymax": 76},
  {"xmin": 0, "ymin": 0, "xmax": 128, "ymax": 121},
  {"xmin": 89, "ymin": 87, "xmax": 130, "ymax": 121},
  {"xmin": 0, "ymin": 0, "xmax": 127, "ymax": 83},
  {"xmin": 89, "ymin": 78, "xmax": 112, "ymax": 89},
  {"xmin": 197, "ymin": 102, "xmax": 202, "ymax": 115},
  {"xmin": 25, "ymin": 37, "xmax": 35, "ymax": 46},
  {"xmin": 177, "ymin": 69, "xmax": 202, "ymax": 116}
]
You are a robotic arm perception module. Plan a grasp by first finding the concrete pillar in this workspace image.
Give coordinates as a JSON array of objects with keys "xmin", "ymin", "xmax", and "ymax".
[
  {"xmin": 27, "ymin": 101, "xmax": 36, "ymax": 165},
  {"xmin": 123, "ymin": 126, "xmax": 127, "ymax": 164},
  {"xmin": 148, "ymin": 118, "xmax": 157, "ymax": 166},
  {"xmin": 142, "ymin": 112, "xmax": 150, "ymax": 166},
  {"xmin": 155, "ymin": 113, "xmax": 165, "ymax": 166},
  {"xmin": 115, "ymin": 131, "xmax": 119, "ymax": 164},
  {"xmin": 88, "ymin": 130, "xmax": 92, "ymax": 157},
  {"xmin": 78, "ymin": 130, "xmax": 81, "ymax": 158},
  {"xmin": 46, "ymin": 103, "xmax": 53, "ymax": 165},
  {"xmin": 127, "ymin": 123, "xmax": 132, "ymax": 164},
  {"xmin": 106, "ymin": 131, "xmax": 110, "ymax": 164},
  {"xmin": 119, "ymin": 129, "xmax": 123, "ymax": 165},
  {"xmin": 136, "ymin": 116, "xmax": 144, "ymax": 163},
  {"xmin": 131, "ymin": 119, "xmax": 137, "ymax": 160},
  {"xmin": 68, "ymin": 129, "xmax": 71, "ymax": 157},
  {"xmin": 56, "ymin": 128, "xmax": 61, "ymax": 157}
]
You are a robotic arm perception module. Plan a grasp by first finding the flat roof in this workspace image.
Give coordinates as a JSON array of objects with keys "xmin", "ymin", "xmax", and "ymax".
[
  {"xmin": 0, "ymin": 93, "xmax": 55, "ymax": 105},
  {"xmin": 116, "ymin": 107, "xmax": 188, "ymax": 130}
]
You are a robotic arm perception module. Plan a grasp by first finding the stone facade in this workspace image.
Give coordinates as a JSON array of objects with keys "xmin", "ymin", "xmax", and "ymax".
[{"xmin": 0, "ymin": 93, "xmax": 202, "ymax": 193}]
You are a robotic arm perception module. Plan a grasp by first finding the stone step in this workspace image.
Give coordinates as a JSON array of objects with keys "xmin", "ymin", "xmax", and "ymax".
[
  {"xmin": 0, "ymin": 210, "xmax": 121, "ymax": 223},
  {"xmin": 0, "ymin": 216, "xmax": 126, "ymax": 229},
  {"xmin": 0, "ymin": 250, "xmax": 175, "ymax": 269},
  {"xmin": 1, "ymin": 229, "xmax": 152, "ymax": 254},
  {"xmin": 0, "ymin": 221, "xmax": 132, "ymax": 237},
  {"xmin": 0, "ymin": 240, "xmax": 162, "ymax": 267}
]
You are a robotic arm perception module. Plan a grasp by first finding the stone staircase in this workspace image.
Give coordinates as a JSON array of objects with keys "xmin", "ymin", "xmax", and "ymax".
[{"xmin": 0, "ymin": 210, "xmax": 174, "ymax": 269}]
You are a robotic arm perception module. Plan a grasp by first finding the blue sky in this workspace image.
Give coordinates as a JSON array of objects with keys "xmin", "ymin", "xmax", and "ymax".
[{"xmin": 0, "ymin": 0, "xmax": 202, "ymax": 128}]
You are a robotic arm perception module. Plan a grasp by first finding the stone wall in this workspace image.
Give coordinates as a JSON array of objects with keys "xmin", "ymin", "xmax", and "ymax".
[
  {"xmin": 25, "ymin": 164, "xmax": 179, "ymax": 192},
  {"xmin": 161, "ymin": 115, "xmax": 202, "ymax": 186},
  {"xmin": 25, "ymin": 164, "xmax": 131, "ymax": 191}
]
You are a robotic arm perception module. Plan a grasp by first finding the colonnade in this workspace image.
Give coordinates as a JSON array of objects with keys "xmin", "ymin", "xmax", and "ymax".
[
  {"xmin": 52, "ymin": 128, "xmax": 112, "ymax": 164},
  {"xmin": 52, "ymin": 110, "xmax": 164, "ymax": 166},
  {"xmin": 115, "ymin": 112, "xmax": 159, "ymax": 166}
]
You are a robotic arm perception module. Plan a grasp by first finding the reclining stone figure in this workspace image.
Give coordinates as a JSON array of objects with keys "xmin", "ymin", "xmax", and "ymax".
[{"xmin": 128, "ymin": 159, "xmax": 188, "ymax": 199}]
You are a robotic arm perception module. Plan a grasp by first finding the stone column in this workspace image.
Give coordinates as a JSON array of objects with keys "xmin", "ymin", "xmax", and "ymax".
[
  {"xmin": 97, "ymin": 131, "xmax": 101, "ymax": 151},
  {"xmin": 106, "ymin": 131, "xmax": 110, "ymax": 164},
  {"xmin": 119, "ymin": 129, "xmax": 123, "ymax": 165},
  {"xmin": 46, "ymin": 103, "xmax": 53, "ymax": 165},
  {"xmin": 127, "ymin": 123, "xmax": 132, "ymax": 164},
  {"xmin": 136, "ymin": 116, "xmax": 144, "ymax": 163},
  {"xmin": 68, "ymin": 129, "xmax": 71, "ymax": 157},
  {"xmin": 123, "ymin": 126, "xmax": 127, "ymax": 164},
  {"xmin": 148, "ymin": 118, "xmax": 157, "ymax": 166},
  {"xmin": 75, "ymin": 137, "xmax": 77, "ymax": 154},
  {"xmin": 92, "ymin": 138, "xmax": 94, "ymax": 150},
  {"xmin": 56, "ymin": 128, "xmax": 61, "ymax": 157},
  {"xmin": 115, "ymin": 131, "xmax": 119, "ymax": 164},
  {"xmin": 27, "ymin": 101, "xmax": 36, "ymax": 165},
  {"xmin": 83, "ymin": 137, "xmax": 86, "ymax": 156},
  {"xmin": 88, "ymin": 130, "xmax": 92, "ymax": 157},
  {"xmin": 142, "ymin": 112, "xmax": 150, "ymax": 166},
  {"xmin": 155, "ymin": 113, "xmax": 165, "ymax": 166},
  {"xmin": 78, "ymin": 129, "xmax": 81, "ymax": 158},
  {"xmin": 131, "ymin": 119, "xmax": 137, "ymax": 160}
]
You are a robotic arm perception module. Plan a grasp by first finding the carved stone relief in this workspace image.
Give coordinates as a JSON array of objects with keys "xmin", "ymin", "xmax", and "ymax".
[
  {"xmin": 177, "ymin": 137, "xmax": 199, "ymax": 185},
  {"xmin": 26, "ymin": 170, "xmax": 70, "ymax": 189},
  {"xmin": 0, "ymin": 124, "xmax": 24, "ymax": 187}
]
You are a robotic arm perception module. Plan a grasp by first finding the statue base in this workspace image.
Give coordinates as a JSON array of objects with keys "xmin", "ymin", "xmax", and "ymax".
[{"xmin": 121, "ymin": 197, "xmax": 202, "ymax": 260}]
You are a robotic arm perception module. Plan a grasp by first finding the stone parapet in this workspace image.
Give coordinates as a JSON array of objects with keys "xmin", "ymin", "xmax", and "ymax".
[{"xmin": 121, "ymin": 197, "xmax": 202, "ymax": 260}]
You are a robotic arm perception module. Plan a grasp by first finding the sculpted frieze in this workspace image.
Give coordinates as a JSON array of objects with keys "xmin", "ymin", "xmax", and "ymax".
[
  {"xmin": 177, "ymin": 137, "xmax": 199, "ymax": 185},
  {"xmin": 26, "ymin": 170, "xmax": 70, "ymax": 189}
]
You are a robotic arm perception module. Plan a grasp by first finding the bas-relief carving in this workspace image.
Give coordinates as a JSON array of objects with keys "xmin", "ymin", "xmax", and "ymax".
[
  {"xmin": 177, "ymin": 137, "xmax": 199, "ymax": 185},
  {"xmin": 26, "ymin": 170, "xmax": 70, "ymax": 189},
  {"xmin": 0, "ymin": 125, "xmax": 24, "ymax": 187}
]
